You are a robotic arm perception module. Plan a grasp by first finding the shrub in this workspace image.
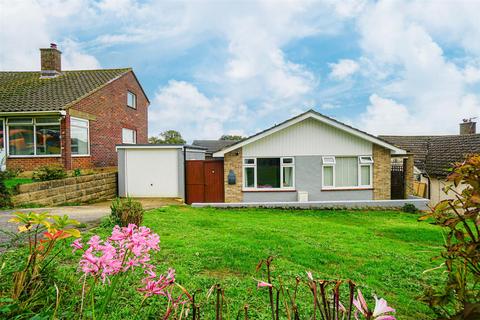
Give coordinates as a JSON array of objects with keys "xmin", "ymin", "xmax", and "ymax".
[
  {"xmin": 0, "ymin": 172, "xmax": 12, "ymax": 208},
  {"xmin": 110, "ymin": 197, "xmax": 144, "ymax": 226},
  {"xmin": 401, "ymin": 203, "xmax": 418, "ymax": 213},
  {"xmin": 73, "ymin": 168, "xmax": 81, "ymax": 177},
  {"xmin": 3, "ymin": 168, "xmax": 22, "ymax": 179},
  {"xmin": 33, "ymin": 165, "xmax": 67, "ymax": 181},
  {"xmin": 420, "ymin": 154, "xmax": 480, "ymax": 319}
]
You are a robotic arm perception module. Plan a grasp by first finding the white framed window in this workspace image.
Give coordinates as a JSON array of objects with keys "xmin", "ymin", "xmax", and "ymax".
[
  {"xmin": 71, "ymin": 117, "xmax": 89, "ymax": 156},
  {"xmin": 322, "ymin": 155, "xmax": 373, "ymax": 189},
  {"xmin": 122, "ymin": 128, "xmax": 137, "ymax": 144},
  {"xmin": 127, "ymin": 91, "xmax": 137, "ymax": 109},
  {"xmin": 243, "ymin": 157, "xmax": 295, "ymax": 190},
  {"xmin": 7, "ymin": 117, "xmax": 61, "ymax": 157}
]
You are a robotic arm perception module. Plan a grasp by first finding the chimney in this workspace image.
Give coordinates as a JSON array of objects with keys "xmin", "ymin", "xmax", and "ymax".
[
  {"xmin": 40, "ymin": 43, "xmax": 62, "ymax": 77},
  {"xmin": 460, "ymin": 118, "xmax": 477, "ymax": 135}
]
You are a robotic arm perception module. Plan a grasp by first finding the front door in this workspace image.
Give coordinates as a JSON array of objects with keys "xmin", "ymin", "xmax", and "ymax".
[
  {"xmin": 0, "ymin": 119, "xmax": 5, "ymax": 171},
  {"xmin": 204, "ymin": 161, "xmax": 224, "ymax": 203}
]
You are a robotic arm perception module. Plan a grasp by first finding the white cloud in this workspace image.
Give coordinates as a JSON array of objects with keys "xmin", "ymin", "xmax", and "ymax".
[
  {"xmin": 329, "ymin": 59, "xmax": 359, "ymax": 80},
  {"xmin": 149, "ymin": 80, "xmax": 248, "ymax": 142},
  {"xmin": 321, "ymin": 103, "xmax": 340, "ymax": 110},
  {"xmin": 0, "ymin": 0, "xmax": 99, "ymax": 71},
  {"xmin": 354, "ymin": 0, "xmax": 480, "ymax": 134}
]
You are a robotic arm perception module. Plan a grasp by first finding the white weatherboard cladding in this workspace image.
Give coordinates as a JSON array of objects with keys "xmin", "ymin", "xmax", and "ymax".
[
  {"xmin": 124, "ymin": 148, "xmax": 179, "ymax": 197},
  {"xmin": 243, "ymin": 118, "xmax": 372, "ymax": 157}
]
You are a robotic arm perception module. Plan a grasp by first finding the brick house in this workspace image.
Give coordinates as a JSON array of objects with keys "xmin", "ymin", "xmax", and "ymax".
[{"xmin": 0, "ymin": 44, "xmax": 149, "ymax": 171}]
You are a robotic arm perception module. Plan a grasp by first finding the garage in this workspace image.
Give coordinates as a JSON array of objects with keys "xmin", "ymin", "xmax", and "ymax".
[{"xmin": 116, "ymin": 144, "xmax": 206, "ymax": 198}]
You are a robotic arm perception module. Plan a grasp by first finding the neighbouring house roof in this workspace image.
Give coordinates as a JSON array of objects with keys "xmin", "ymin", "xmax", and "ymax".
[
  {"xmin": 192, "ymin": 140, "xmax": 238, "ymax": 154},
  {"xmin": 381, "ymin": 134, "xmax": 480, "ymax": 177},
  {"xmin": 213, "ymin": 109, "xmax": 406, "ymax": 157},
  {"xmin": 0, "ymin": 68, "xmax": 144, "ymax": 113}
]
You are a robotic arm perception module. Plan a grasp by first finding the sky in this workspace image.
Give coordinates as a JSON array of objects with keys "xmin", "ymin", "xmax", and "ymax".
[{"xmin": 1, "ymin": 0, "xmax": 480, "ymax": 142}]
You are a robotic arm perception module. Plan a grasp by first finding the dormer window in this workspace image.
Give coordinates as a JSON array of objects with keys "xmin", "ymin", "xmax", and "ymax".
[{"xmin": 127, "ymin": 91, "xmax": 137, "ymax": 109}]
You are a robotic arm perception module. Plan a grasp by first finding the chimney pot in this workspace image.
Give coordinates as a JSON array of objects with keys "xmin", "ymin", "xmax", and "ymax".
[
  {"xmin": 459, "ymin": 119, "xmax": 477, "ymax": 135},
  {"xmin": 40, "ymin": 44, "xmax": 62, "ymax": 78}
]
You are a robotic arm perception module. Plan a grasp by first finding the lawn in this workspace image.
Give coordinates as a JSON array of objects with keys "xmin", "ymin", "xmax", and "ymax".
[
  {"xmin": 4, "ymin": 178, "xmax": 34, "ymax": 191},
  {"xmin": 0, "ymin": 206, "xmax": 444, "ymax": 319},
  {"xmin": 142, "ymin": 206, "xmax": 443, "ymax": 319}
]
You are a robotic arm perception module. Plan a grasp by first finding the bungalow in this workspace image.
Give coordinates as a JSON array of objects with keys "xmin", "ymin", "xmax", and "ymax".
[
  {"xmin": 212, "ymin": 110, "xmax": 411, "ymax": 203},
  {"xmin": 0, "ymin": 43, "xmax": 149, "ymax": 171}
]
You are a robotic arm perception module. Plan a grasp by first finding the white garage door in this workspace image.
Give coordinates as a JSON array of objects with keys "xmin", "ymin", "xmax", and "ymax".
[{"xmin": 125, "ymin": 148, "xmax": 179, "ymax": 197}]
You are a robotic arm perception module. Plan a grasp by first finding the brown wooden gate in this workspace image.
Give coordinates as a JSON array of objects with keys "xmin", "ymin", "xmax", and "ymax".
[
  {"xmin": 391, "ymin": 162, "xmax": 405, "ymax": 199},
  {"xmin": 186, "ymin": 160, "xmax": 224, "ymax": 204}
]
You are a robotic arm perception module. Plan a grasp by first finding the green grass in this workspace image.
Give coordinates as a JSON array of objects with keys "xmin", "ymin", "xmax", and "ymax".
[
  {"xmin": 4, "ymin": 178, "xmax": 34, "ymax": 191},
  {"xmin": 0, "ymin": 206, "xmax": 444, "ymax": 319},
  {"xmin": 143, "ymin": 206, "xmax": 443, "ymax": 319}
]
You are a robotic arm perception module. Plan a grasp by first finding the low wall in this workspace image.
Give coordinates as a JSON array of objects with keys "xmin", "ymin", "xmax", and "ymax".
[
  {"xmin": 12, "ymin": 172, "xmax": 117, "ymax": 207},
  {"xmin": 192, "ymin": 197, "xmax": 430, "ymax": 211}
]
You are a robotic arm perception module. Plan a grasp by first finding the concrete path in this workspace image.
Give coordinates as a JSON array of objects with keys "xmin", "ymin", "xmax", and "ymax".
[{"xmin": 0, "ymin": 198, "xmax": 183, "ymax": 244}]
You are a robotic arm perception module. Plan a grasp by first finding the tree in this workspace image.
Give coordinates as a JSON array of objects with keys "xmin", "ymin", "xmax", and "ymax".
[
  {"xmin": 149, "ymin": 130, "xmax": 186, "ymax": 144},
  {"xmin": 220, "ymin": 134, "xmax": 244, "ymax": 141}
]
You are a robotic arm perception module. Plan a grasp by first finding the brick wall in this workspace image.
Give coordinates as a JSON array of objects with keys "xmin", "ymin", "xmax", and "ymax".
[
  {"xmin": 373, "ymin": 144, "xmax": 391, "ymax": 200},
  {"xmin": 11, "ymin": 172, "xmax": 117, "ymax": 207},
  {"xmin": 72, "ymin": 157, "xmax": 93, "ymax": 169},
  {"xmin": 6, "ymin": 157, "xmax": 62, "ymax": 171},
  {"xmin": 224, "ymin": 148, "xmax": 243, "ymax": 203},
  {"xmin": 68, "ymin": 71, "xmax": 149, "ymax": 168},
  {"xmin": 404, "ymin": 155, "xmax": 414, "ymax": 198}
]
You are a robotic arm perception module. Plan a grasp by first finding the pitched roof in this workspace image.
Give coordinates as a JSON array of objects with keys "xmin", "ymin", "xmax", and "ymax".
[
  {"xmin": 381, "ymin": 134, "xmax": 480, "ymax": 177},
  {"xmin": 0, "ymin": 68, "xmax": 132, "ymax": 113},
  {"xmin": 213, "ymin": 109, "xmax": 406, "ymax": 157},
  {"xmin": 192, "ymin": 140, "xmax": 238, "ymax": 154}
]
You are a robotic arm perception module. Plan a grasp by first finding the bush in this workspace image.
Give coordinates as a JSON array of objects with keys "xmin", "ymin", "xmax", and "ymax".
[
  {"xmin": 0, "ymin": 172, "xmax": 12, "ymax": 208},
  {"xmin": 110, "ymin": 197, "xmax": 144, "ymax": 226},
  {"xmin": 33, "ymin": 165, "xmax": 67, "ymax": 181},
  {"xmin": 401, "ymin": 203, "xmax": 418, "ymax": 213},
  {"xmin": 2, "ymin": 168, "xmax": 22, "ymax": 179},
  {"xmin": 420, "ymin": 154, "xmax": 480, "ymax": 319}
]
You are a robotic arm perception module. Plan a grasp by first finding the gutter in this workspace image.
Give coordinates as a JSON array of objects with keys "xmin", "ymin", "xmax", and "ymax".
[{"xmin": 0, "ymin": 110, "xmax": 66, "ymax": 116}]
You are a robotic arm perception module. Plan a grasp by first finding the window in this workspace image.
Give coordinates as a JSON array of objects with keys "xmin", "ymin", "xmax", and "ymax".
[
  {"xmin": 71, "ymin": 117, "xmax": 89, "ymax": 155},
  {"xmin": 243, "ymin": 157, "xmax": 294, "ymax": 190},
  {"xmin": 322, "ymin": 156, "xmax": 373, "ymax": 189},
  {"xmin": 127, "ymin": 91, "xmax": 137, "ymax": 109},
  {"xmin": 122, "ymin": 128, "xmax": 136, "ymax": 144},
  {"xmin": 7, "ymin": 117, "xmax": 61, "ymax": 156}
]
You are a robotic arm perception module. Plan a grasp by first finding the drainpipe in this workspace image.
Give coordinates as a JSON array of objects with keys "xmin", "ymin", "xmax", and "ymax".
[{"xmin": 183, "ymin": 147, "xmax": 187, "ymax": 203}]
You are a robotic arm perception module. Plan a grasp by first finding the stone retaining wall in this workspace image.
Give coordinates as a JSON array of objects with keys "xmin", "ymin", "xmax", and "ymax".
[{"xmin": 12, "ymin": 172, "xmax": 117, "ymax": 207}]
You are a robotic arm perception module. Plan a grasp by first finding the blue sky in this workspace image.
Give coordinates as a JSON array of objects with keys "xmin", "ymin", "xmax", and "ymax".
[{"xmin": 1, "ymin": 0, "xmax": 480, "ymax": 142}]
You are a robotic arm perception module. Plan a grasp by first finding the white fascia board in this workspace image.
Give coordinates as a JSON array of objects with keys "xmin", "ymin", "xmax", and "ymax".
[
  {"xmin": 0, "ymin": 111, "xmax": 65, "ymax": 116},
  {"xmin": 213, "ymin": 111, "xmax": 406, "ymax": 157},
  {"xmin": 115, "ymin": 145, "xmax": 184, "ymax": 151}
]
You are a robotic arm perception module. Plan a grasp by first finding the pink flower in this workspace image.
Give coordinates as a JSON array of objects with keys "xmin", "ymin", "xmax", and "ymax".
[
  {"xmin": 306, "ymin": 271, "xmax": 314, "ymax": 281},
  {"xmin": 353, "ymin": 289, "xmax": 396, "ymax": 320},
  {"xmin": 372, "ymin": 296, "xmax": 395, "ymax": 319},
  {"xmin": 257, "ymin": 281, "xmax": 273, "ymax": 288},
  {"xmin": 71, "ymin": 239, "xmax": 83, "ymax": 252},
  {"xmin": 138, "ymin": 268, "xmax": 176, "ymax": 297}
]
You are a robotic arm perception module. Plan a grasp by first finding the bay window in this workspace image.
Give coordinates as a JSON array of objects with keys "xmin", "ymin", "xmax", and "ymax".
[
  {"xmin": 7, "ymin": 117, "xmax": 61, "ymax": 156},
  {"xmin": 71, "ymin": 117, "xmax": 89, "ymax": 155},
  {"xmin": 322, "ymin": 156, "xmax": 373, "ymax": 189},
  {"xmin": 243, "ymin": 157, "xmax": 295, "ymax": 190}
]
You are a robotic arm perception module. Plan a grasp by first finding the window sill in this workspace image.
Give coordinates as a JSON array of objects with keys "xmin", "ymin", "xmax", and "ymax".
[
  {"xmin": 72, "ymin": 154, "xmax": 91, "ymax": 157},
  {"xmin": 321, "ymin": 187, "xmax": 373, "ymax": 191},
  {"xmin": 8, "ymin": 155, "xmax": 61, "ymax": 158},
  {"xmin": 243, "ymin": 189, "xmax": 296, "ymax": 192}
]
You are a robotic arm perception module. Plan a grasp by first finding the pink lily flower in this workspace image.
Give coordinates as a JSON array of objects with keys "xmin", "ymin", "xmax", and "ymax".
[
  {"xmin": 257, "ymin": 281, "xmax": 273, "ymax": 288},
  {"xmin": 306, "ymin": 271, "xmax": 314, "ymax": 281},
  {"xmin": 71, "ymin": 239, "xmax": 83, "ymax": 252},
  {"xmin": 353, "ymin": 289, "xmax": 396, "ymax": 320}
]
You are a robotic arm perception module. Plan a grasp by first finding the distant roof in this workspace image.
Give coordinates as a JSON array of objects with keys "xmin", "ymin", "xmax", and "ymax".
[
  {"xmin": 192, "ymin": 140, "xmax": 238, "ymax": 154},
  {"xmin": 381, "ymin": 134, "xmax": 480, "ymax": 177},
  {"xmin": 213, "ymin": 109, "xmax": 406, "ymax": 157},
  {"xmin": 0, "ymin": 68, "xmax": 134, "ymax": 113}
]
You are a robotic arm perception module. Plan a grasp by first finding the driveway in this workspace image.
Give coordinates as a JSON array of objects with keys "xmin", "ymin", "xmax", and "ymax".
[{"xmin": 0, "ymin": 198, "xmax": 183, "ymax": 244}]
